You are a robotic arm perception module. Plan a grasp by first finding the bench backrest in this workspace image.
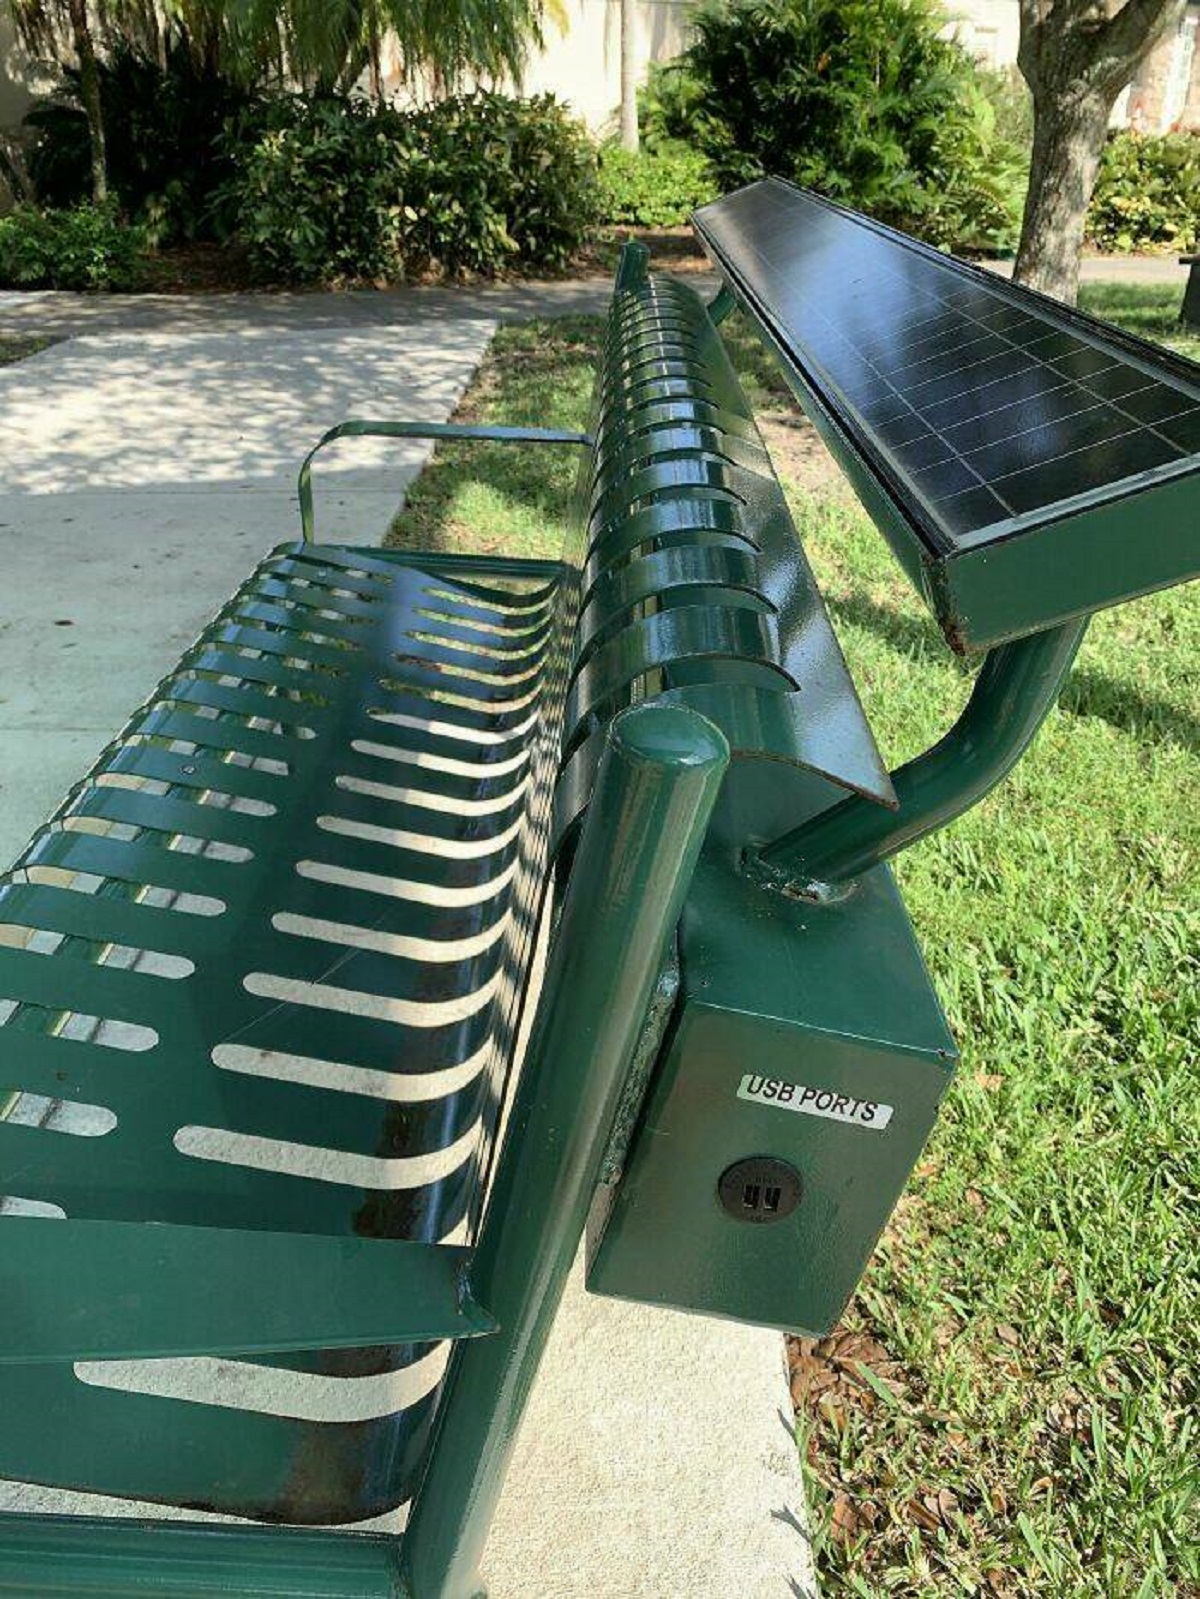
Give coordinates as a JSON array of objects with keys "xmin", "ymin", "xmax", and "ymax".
[{"xmin": 553, "ymin": 242, "xmax": 894, "ymax": 856}]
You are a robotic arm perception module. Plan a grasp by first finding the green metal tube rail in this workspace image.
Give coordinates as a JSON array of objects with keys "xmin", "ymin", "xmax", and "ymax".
[
  {"xmin": 707, "ymin": 284, "xmax": 737, "ymax": 325},
  {"xmin": 402, "ymin": 703, "xmax": 730, "ymax": 1599},
  {"xmin": 297, "ymin": 420, "xmax": 592, "ymax": 542},
  {"xmin": 754, "ymin": 619, "xmax": 1088, "ymax": 889},
  {"xmin": 0, "ymin": 1515, "xmax": 403, "ymax": 1598}
]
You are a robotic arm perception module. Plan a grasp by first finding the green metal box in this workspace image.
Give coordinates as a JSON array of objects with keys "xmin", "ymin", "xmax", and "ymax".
[{"xmin": 586, "ymin": 853, "xmax": 956, "ymax": 1334}]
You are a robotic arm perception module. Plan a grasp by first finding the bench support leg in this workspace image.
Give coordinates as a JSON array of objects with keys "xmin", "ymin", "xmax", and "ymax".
[{"xmin": 400, "ymin": 705, "xmax": 729, "ymax": 1599}]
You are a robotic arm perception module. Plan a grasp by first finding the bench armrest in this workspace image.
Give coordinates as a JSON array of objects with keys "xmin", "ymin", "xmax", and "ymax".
[{"xmin": 297, "ymin": 418, "xmax": 592, "ymax": 542}]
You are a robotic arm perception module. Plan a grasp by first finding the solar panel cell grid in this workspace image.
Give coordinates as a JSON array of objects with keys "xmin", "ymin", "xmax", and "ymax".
[{"xmin": 693, "ymin": 181, "xmax": 1200, "ymax": 556}]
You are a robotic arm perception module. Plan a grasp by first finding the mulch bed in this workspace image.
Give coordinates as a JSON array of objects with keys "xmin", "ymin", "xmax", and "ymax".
[{"xmin": 127, "ymin": 227, "xmax": 710, "ymax": 296}]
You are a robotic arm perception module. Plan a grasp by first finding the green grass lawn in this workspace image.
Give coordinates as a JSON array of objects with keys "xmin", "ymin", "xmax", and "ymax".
[
  {"xmin": 0, "ymin": 335, "xmax": 55, "ymax": 367},
  {"xmin": 387, "ymin": 289, "xmax": 1199, "ymax": 1598},
  {"xmin": 1079, "ymin": 283, "xmax": 1200, "ymax": 364}
]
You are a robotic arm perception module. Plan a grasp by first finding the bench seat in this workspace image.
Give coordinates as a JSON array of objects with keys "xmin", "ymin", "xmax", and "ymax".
[
  {"xmin": 0, "ymin": 544, "xmax": 568, "ymax": 1523},
  {"xmin": 0, "ymin": 246, "xmax": 888, "ymax": 1549}
]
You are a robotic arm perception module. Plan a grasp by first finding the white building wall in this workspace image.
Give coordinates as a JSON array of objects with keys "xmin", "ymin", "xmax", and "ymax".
[
  {"xmin": 942, "ymin": 0, "xmax": 1022, "ymax": 69},
  {"xmin": 374, "ymin": 0, "xmax": 692, "ymax": 134},
  {"xmin": 515, "ymin": 0, "xmax": 692, "ymax": 134}
]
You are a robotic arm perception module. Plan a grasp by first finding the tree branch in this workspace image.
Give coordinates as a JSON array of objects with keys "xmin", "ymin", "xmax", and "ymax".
[
  {"xmin": 1103, "ymin": 0, "xmax": 1185, "ymax": 70},
  {"xmin": 1017, "ymin": 0, "xmax": 1053, "ymax": 86},
  {"xmin": 1017, "ymin": 0, "xmax": 1065, "ymax": 46}
]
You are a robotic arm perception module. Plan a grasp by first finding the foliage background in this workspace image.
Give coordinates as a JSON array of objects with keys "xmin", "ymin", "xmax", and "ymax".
[
  {"xmin": 1088, "ymin": 131, "xmax": 1200, "ymax": 254},
  {"xmin": 228, "ymin": 91, "xmax": 598, "ymax": 281},
  {"xmin": 23, "ymin": 42, "xmax": 260, "ymax": 243},
  {"xmin": 596, "ymin": 144, "xmax": 717, "ymax": 229},
  {"xmin": 639, "ymin": 0, "xmax": 1029, "ymax": 252},
  {"xmin": 638, "ymin": 1, "xmax": 1198, "ymax": 256},
  {"xmin": 1, "ymin": 0, "xmax": 1197, "ymax": 285},
  {"xmin": 0, "ymin": 200, "xmax": 146, "ymax": 287}
]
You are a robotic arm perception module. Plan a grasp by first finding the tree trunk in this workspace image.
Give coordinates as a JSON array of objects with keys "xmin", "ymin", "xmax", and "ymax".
[
  {"xmin": 619, "ymin": 0, "xmax": 638, "ymax": 152},
  {"xmin": 1014, "ymin": 0, "xmax": 1187, "ymax": 304},
  {"xmin": 65, "ymin": 0, "xmax": 106, "ymax": 205},
  {"xmin": 367, "ymin": 3, "xmax": 383, "ymax": 101},
  {"xmin": 1013, "ymin": 87, "xmax": 1113, "ymax": 303}
]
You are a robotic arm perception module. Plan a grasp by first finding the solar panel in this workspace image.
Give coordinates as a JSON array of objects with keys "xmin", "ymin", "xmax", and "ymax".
[{"xmin": 694, "ymin": 179, "xmax": 1200, "ymax": 648}]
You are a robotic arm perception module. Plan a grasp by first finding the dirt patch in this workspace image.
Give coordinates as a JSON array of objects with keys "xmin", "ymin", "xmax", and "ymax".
[
  {"xmin": 135, "ymin": 226, "xmax": 708, "ymax": 296},
  {"xmin": 788, "ymin": 1323, "xmax": 910, "ymax": 1551},
  {"xmin": 574, "ymin": 225, "xmax": 710, "ymax": 278},
  {"xmin": 757, "ymin": 408, "xmax": 846, "ymax": 497},
  {"xmin": 0, "ymin": 334, "xmax": 59, "ymax": 366},
  {"xmin": 621, "ymin": 225, "xmax": 710, "ymax": 272},
  {"xmin": 139, "ymin": 242, "xmax": 260, "ymax": 293}
]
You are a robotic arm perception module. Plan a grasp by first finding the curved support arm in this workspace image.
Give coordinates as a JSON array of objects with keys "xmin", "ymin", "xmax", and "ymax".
[
  {"xmin": 614, "ymin": 238, "xmax": 651, "ymax": 293},
  {"xmin": 297, "ymin": 418, "xmax": 593, "ymax": 543},
  {"xmin": 753, "ymin": 619, "xmax": 1088, "ymax": 890},
  {"xmin": 707, "ymin": 284, "xmax": 737, "ymax": 326}
]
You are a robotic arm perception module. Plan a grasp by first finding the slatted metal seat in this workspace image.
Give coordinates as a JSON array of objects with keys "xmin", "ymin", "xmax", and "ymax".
[{"xmin": 0, "ymin": 545, "xmax": 567, "ymax": 1524}]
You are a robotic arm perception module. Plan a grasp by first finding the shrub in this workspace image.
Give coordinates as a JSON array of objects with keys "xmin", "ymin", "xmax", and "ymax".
[
  {"xmin": 639, "ymin": 60, "xmax": 708, "ymax": 157},
  {"xmin": 640, "ymin": 0, "xmax": 1025, "ymax": 253},
  {"xmin": 228, "ymin": 97, "xmax": 413, "ymax": 282},
  {"xmin": 399, "ymin": 93, "xmax": 600, "ymax": 274},
  {"xmin": 0, "ymin": 203, "xmax": 148, "ymax": 290},
  {"xmin": 977, "ymin": 63, "xmax": 1034, "ymax": 153},
  {"xmin": 227, "ymin": 91, "xmax": 599, "ymax": 284},
  {"xmin": 24, "ymin": 42, "xmax": 262, "ymax": 244},
  {"xmin": 596, "ymin": 144, "xmax": 717, "ymax": 228},
  {"xmin": 1088, "ymin": 130, "xmax": 1200, "ymax": 253},
  {"xmin": 900, "ymin": 82, "xmax": 1028, "ymax": 254}
]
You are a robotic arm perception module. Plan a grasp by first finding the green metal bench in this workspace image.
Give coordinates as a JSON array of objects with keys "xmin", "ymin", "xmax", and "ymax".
[{"xmin": 1, "ymin": 182, "xmax": 1197, "ymax": 1598}]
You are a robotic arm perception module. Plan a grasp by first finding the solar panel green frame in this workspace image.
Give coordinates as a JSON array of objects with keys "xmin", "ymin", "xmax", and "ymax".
[
  {"xmin": 695, "ymin": 180, "xmax": 1200, "ymax": 653},
  {"xmin": 696, "ymin": 181, "xmax": 1199, "ymax": 895}
]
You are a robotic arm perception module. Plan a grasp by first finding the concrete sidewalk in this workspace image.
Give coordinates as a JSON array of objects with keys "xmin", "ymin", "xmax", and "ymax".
[
  {"xmin": 0, "ymin": 240, "xmax": 1186, "ymax": 350},
  {"xmin": 0, "ymin": 275, "xmax": 684, "ymax": 346},
  {"xmin": 0, "ymin": 287, "xmax": 817, "ymax": 1599},
  {"xmin": 0, "ymin": 298, "xmax": 495, "ymax": 864},
  {"xmin": 983, "ymin": 252, "xmax": 1189, "ymax": 285}
]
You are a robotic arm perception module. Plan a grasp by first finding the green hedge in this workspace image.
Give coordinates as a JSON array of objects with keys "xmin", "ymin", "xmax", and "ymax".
[
  {"xmin": 1088, "ymin": 130, "xmax": 1199, "ymax": 254},
  {"xmin": 0, "ymin": 203, "xmax": 148, "ymax": 289},
  {"xmin": 639, "ymin": 0, "xmax": 1026, "ymax": 254},
  {"xmin": 596, "ymin": 144, "xmax": 717, "ymax": 228},
  {"xmin": 229, "ymin": 91, "xmax": 599, "ymax": 284},
  {"xmin": 25, "ymin": 42, "xmax": 259, "ymax": 245}
]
